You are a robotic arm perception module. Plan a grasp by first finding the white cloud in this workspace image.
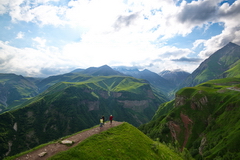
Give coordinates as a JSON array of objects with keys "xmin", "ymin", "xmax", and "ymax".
[
  {"xmin": 0, "ymin": 40, "xmax": 75, "ymax": 77},
  {"xmin": 16, "ymin": 31, "xmax": 24, "ymax": 39},
  {"xmin": 0, "ymin": 0, "xmax": 9, "ymax": 14},
  {"xmin": 32, "ymin": 37, "xmax": 46, "ymax": 48},
  {"xmin": 192, "ymin": 39, "xmax": 206, "ymax": 50},
  {"xmin": 158, "ymin": 46, "xmax": 192, "ymax": 59},
  {"xmin": 30, "ymin": 5, "xmax": 67, "ymax": 26}
]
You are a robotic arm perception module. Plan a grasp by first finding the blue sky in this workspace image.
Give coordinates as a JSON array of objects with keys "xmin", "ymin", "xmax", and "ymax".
[{"xmin": 0, "ymin": 0, "xmax": 240, "ymax": 77}]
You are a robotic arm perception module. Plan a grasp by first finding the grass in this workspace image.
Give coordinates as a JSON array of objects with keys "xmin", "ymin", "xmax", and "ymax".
[{"xmin": 49, "ymin": 123, "xmax": 184, "ymax": 160}]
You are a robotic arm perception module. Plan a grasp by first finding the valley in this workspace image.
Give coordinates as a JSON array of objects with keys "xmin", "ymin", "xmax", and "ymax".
[{"xmin": 0, "ymin": 42, "xmax": 240, "ymax": 159}]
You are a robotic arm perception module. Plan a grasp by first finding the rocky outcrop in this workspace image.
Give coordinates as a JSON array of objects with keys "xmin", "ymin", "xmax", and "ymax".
[
  {"xmin": 175, "ymin": 95, "xmax": 187, "ymax": 107},
  {"xmin": 199, "ymin": 136, "xmax": 207, "ymax": 155},
  {"xmin": 117, "ymin": 100, "xmax": 149, "ymax": 112},
  {"xmin": 168, "ymin": 121, "xmax": 181, "ymax": 141},
  {"xmin": 98, "ymin": 90, "xmax": 110, "ymax": 99},
  {"xmin": 112, "ymin": 92, "xmax": 122, "ymax": 98},
  {"xmin": 180, "ymin": 113, "xmax": 193, "ymax": 150},
  {"xmin": 86, "ymin": 101, "xmax": 100, "ymax": 111}
]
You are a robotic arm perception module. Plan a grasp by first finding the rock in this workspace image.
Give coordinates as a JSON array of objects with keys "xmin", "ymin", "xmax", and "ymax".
[
  {"xmin": 38, "ymin": 152, "xmax": 47, "ymax": 157},
  {"xmin": 61, "ymin": 140, "xmax": 73, "ymax": 145}
]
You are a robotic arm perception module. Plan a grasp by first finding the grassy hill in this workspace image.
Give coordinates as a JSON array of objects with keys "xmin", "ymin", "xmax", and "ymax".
[
  {"xmin": 49, "ymin": 122, "xmax": 186, "ymax": 160},
  {"xmin": 139, "ymin": 77, "xmax": 240, "ymax": 159}
]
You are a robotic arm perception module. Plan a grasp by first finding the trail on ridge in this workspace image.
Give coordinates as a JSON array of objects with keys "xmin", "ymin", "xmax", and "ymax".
[{"xmin": 15, "ymin": 121, "xmax": 123, "ymax": 160}]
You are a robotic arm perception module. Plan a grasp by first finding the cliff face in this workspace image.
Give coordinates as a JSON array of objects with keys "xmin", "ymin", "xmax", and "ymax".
[{"xmin": 139, "ymin": 77, "xmax": 240, "ymax": 160}]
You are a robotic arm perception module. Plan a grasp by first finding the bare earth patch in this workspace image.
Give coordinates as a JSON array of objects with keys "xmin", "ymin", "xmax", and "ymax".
[{"xmin": 15, "ymin": 121, "xmax": 123, "ymax": 160}]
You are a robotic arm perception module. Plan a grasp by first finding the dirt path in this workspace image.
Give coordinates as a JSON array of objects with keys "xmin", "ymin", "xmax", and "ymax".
[{"xmin": 15, "ymin": 121, "xmax": 123, "ymax": 160}]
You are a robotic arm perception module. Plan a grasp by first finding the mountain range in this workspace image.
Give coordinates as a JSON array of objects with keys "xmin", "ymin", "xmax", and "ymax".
[
  {"xmin": 2, "ymin": 42, "xmax": 239, "ymax": 113},
  {"xmin": 0, "ymin": 42, "xmax": 240, "ymax": 159}
]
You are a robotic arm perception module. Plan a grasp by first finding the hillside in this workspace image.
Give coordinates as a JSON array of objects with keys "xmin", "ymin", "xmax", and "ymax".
[
  {"xmin": 139, "ymin": 77, "xmax": 240, "ymax": 159},
  {"xmin": 0, "ymin": 76, "xmax": 165, "ymax": 159},
  {"xmin": 222, "ymin": 59, "xmax": 240, "ymax": 78},
  {"xmin": 0, "ymin": 73, "xmax": 39, "ymax": 113},
  {"xmin": 49, "ymin": 122, "xmax": 185, "ymax": 160},
  {"xmin": 114, "ymin": 66, "xmax": 175, "ymax": 98},
  {"xmin": 180, "ymin": 42, "xmax": 240, "ymax": 88}
]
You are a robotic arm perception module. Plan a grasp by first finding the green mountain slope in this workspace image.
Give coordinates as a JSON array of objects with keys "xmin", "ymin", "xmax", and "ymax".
[
  {"xmin": 222, "ymin": 59, "xmax": 240, "ymax": 78},
  {"xmin": 0, "ymin": 76, "xmax": 166, "ymax": 159},
  {"xmin": 139, "ymin": 77, "xmax": 240, "ymax": 159},
  {"xmin": 0, "ymin": 74, "xmax": 39, "ymax": 113},
  {"xmin": 180, "ymin": 42, "xmax": 240, "ymax": 88},
  {"xmin": 49, "ymin": 123, "xmax": 185, "ymax": 160}
]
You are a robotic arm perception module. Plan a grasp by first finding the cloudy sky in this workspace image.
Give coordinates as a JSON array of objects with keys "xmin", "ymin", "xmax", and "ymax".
[{"xmin": 0, "ymin": 0, "xmax": 240, "ymax": 77}]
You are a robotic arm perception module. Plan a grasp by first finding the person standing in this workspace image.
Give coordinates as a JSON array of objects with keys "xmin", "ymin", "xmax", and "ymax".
[
  {"xmin": 100, "ymin": 118, "xmax": 103, "ymax": 127},
  {"xmin": 109, "ymin": 115, "xmax": 113, "ymax": 125},
  {"xmin": 102, "ymin": 115, "xmax": 105, "ymax": 125}
]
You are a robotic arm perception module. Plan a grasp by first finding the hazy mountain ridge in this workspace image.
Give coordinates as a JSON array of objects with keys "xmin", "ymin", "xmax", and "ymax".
[
  {"xmin": 75, "ymin": 65, "xmax": 125, "ymax": 76},
  {"xmin": 159, "ymin": 69, "xmax": 190, "ymax": 86}
]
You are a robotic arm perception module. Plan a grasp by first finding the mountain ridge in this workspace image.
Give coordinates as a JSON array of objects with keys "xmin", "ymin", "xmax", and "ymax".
[{"xmin": 180, "ymin": 42, "xmax": 240, "ymax": 88}]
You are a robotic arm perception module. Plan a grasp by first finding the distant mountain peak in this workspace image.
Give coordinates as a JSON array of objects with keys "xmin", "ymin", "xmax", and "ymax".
[
  {"xmin": 227, "ymin": 42, "xmax": 238, "ymax": 46},
  {"xmin": 180, "ymin": 42, "xmax": 240, "ymax": 88},
  {"xmin": 81, "ymin": 65, "xmax": 124, "ymax": 76},
  {"xmin": 99, "ymin": 64, "xmax": 111, "ymax": 68},
  {"xmin": 220, "ymin": 42, "xmax": 240, "ymax": 51}
]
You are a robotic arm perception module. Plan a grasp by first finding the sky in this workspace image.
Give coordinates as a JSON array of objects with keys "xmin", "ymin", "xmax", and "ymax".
[{"xmin": 0, "ymin": 0, "xmax": 240, "ymax": 77}]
